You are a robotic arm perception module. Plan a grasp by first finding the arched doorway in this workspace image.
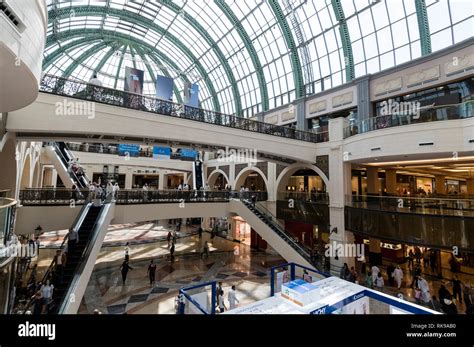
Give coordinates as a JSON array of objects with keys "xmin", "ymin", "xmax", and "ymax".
[
  {"xmin": 275, "ymin": 164, "xmax": 330, "ymax": 252},
  {"xmin": 207, "ymin": 170, "xmax": 229, "ymax": 190},
  {"xmin": 234, "ymin": 168, "xmax": 268, "ymax": 192},
  {"xmin": 275, "ymin": 164, "xmax": 329, "ymax": 199}
]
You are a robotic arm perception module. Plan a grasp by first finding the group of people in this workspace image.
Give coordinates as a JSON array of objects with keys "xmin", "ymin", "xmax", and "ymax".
[
  {"xmin": 87, "ymin": 180, "xmax": 120, "ymax": 202},
  {"xmin": 67, "ymin": 157, "xmax": 86, "ymax": 185},
  {"xmin": 216, "ymin": 282, "xmax": 239, "ymax": 313},
  {"xmin": 357, "ymin": 260, "xmax": 473, "ymax": 314}
]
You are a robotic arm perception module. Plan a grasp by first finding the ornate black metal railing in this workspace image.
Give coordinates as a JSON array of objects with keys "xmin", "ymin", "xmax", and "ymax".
[
  {"xmin": 19, "ymin": 188, "xmax": 268, "ymax": 206},
  {"xmin": 40, "ymin": 74, "xmax": 328, "ymax": 143}
]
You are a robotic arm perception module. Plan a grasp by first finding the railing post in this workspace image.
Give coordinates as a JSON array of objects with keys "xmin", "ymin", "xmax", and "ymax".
[
  {"xmin": 211, "ymin": 282, "xmax": 216, "ymax": 315},
  {"xmin": 290, "ymin": 263, "xmax": 296, "ymax": 281}
]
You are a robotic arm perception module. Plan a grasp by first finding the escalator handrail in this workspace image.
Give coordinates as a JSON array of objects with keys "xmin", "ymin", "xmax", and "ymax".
[
  {"xmin": 52, "ymin": 143, "xmax": 88, "ymax": 188},
  {"xmin": 58, "ymin": 142, "xmax": 90, "ymax": 187},
  {"xmin": 21, "ymin": 202, "xmax": 90, "ymax": 314},
  {"xmin": 243, "ymin": 200, "xmax": 312, "ymax": 261},
  {"xmin": 57, "ymin": 201, "xmax": 112, "ymax": 313}
]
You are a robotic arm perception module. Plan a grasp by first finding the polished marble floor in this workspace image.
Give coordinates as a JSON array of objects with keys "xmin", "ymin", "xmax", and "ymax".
[
  {"xmin": 78, "ymin": 233, "xmax": 284, "ymax": 314},
  {"xmin": 38, "ymin": 221, "xmax": 199, "ymax": 249},
  {"xmin": 32, "ymin": 222, "xmax": 474, "ymax": 315}
]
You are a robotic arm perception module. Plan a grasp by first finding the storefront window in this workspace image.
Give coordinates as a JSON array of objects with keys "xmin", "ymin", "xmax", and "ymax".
[{"xmin": 374, "ymin": 77, "xmax": 474, "ymax": 118}]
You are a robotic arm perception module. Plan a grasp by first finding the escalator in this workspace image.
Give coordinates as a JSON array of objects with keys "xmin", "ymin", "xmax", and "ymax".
[
  {"xmin": 49, "ymin": 203, "xmax": 102, "ymax": 313},
  {"xmin": 44, "ymin": 142, "xmax": 89, "ymax": 189},
  {"xmin": 230, "ymin": 199, "xmax": 321, "ymax": 270},
  {"xmin": 193, "ymin": 159, "xmax": 204, "ymax": 190},
  {"xmin": 54, "ymin": 142, "xmax": 89, "ymax": 188}
]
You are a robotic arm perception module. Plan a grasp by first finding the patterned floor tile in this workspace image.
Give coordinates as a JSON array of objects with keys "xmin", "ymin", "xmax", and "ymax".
[
  {"xmin": 128, "ymin": 294, "xmax": 149, "ymax": 303},
  {"xmin": 252, "ymin": 271, "xmax": 267, "ymax": 277},
  {"xmin": 107, "ymin": 304, "xmax": 127, "ymax": 314},
  {"xmin": 151, "ymin": 286, "xmax": 169, "ymax": 294}
]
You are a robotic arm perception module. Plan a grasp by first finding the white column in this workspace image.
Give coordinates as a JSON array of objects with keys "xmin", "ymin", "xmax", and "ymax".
[
  {"xmin": 124, "ymin": 168, "xmax": 133, "ymax": 189},
  {"xmin": 267, "ymin": 162, "xmax": 276, "ymax": 201},
  {"xmin": 158, "ymin": 171, "xmax": 165, "ymax": 190},
  {"xmin": 229, "ymin": 163, "xmax": 236, "ymax": 190},
  {"xmin": 328, "ymin": 117, "xmax": 355, "ymax": 276}
]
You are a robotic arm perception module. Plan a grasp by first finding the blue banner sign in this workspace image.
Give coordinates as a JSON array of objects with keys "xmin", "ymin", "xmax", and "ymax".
[
  {"xmin": 118, "ymin": 144, "xmax": 140, "ymax": 157},
  {"xmin": 153, "ymin": 146, "xmax": 171, "ymax": 160}
]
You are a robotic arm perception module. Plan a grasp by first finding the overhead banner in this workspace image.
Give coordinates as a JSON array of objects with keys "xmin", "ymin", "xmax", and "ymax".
[
  {"xmin": 156, "ymin": 75, "xmax": 174, "ymax": 101},
  {"xmin": 183, "ymin": 82, "xmax": 199, "ymax": 107},
  {"xmin": 179, "ymin": 148, "xmax": 198, "ymax": 161},
  {"xmin": 118, "ymin": 144, "xmax": 140, "ymax": 157},
  {"xmin": 124, "ymin": 67, "xmax": 144, "ymax": 95},
  {"xmin": 153, "ymin": 146, "xmax": 171, "ymax": 160}
]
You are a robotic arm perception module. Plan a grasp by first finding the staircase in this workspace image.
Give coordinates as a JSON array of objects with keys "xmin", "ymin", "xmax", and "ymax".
[
  {"xmin": 230, "ymin": 199, "xmax": 320, "ymax": 269},
  {"xmin": 50, "ymin": 204, "xmax": 103, "ymax": 313}
]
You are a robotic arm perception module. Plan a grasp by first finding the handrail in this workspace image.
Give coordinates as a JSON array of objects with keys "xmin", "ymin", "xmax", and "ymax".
[
  {"xmin": 0, "ymin": 198, "xmax": 17, "ymax": 209},
  {"xmin": 347, "ymin": 194, "xmax": 474, "ymax": 217},
  {"xmin": 19, "ymin": 188, "xmax": 268, "ymax": 206},
  {"xmin": 52, "ymin": 142, "xmax": 89, "ymax": 188},
  {"xmin": 20, "ymin": 202, "xmax": 90, "ymax": 314},
  {"xmin": 57, "ymin": 202, "xmax": 110, "ymax": 314},
  {"xmin": 57, "ymin": 142, "xmax": 90, "ymax": 187},
  {"xmin": 39, "ymin": 74, "xmax": 328, "ymax": 144},
  {"xmin": 277, "ymin": 191, "xmax": 329, "ymax": 204},
  {"xmin": 344, "ymin": 100, "xmax": 474, "ymax": 138},
  {"xmin": 242, "ymin": 200, "xmax": 315, "ymax": 265}
]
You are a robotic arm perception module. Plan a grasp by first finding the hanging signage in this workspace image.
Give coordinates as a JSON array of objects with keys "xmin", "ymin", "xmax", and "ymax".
[
  {"xmin": 118, "ymin": 144, "xmax": 140, "ymax": 157},
  {"xmin": 156, "ymin": 75, "xmax": 174, "ymax": 101},
  {"xmin": 183, "ymin": 82, "xmax": 199, "ymax": 107},
  {"xmin": 153, "ymin": 146, "xmax": 171, "ymax": 160}
]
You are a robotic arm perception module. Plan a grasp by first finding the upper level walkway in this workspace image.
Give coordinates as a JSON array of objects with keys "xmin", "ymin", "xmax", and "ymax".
[{"xmin": 7, "ymin": 75, "xmax": 328, "ymax": 163}]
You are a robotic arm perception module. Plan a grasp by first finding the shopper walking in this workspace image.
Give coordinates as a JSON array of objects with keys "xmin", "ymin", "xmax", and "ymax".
[
  {"xmin": 375, "ymin": 272, "xmax": 384, "ymax": 292},
  {"xmin": 417, "ymin": 276, "xmax": 431, "ymax": 304},
  {"xmin": 228, "ymin": 285, "xmax": 239, "ymax": 310},
  {"xmin": 217, "ymin": 290, "xmax": 226, "ymax": 313},
  {"xmin": 201, "ymin": 241, "xmax": 209, "ymax": 259},
  {"xmin": 167, "ymin": 231, "xmax": 172, "ymax": 248},
  {"xmin": 371, "ymin": 264, "xmax": 380, "ymax": 283},
  {"xmin": 198, "ymin": 226, "xmax": 203, "ymax": 239},
  {"xmin": 120, "ymin": 260, "xmax": 133, "ymax": 285},
  {"xmin": 393, "ymin": 265, "xmax": 404, "ymax": 290},
  {"xmin": 170, "ymin": 242, "xmax": 175, "ymax": 262},
  {"xmin": 147, "ymin": 260, "xmax": 156, "ymax": 286}
]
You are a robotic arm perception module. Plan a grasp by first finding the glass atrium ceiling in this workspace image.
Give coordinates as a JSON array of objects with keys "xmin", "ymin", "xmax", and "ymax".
[{"xmin": 44, "ymin": 0, "xmax": 473, "ymax": 117}]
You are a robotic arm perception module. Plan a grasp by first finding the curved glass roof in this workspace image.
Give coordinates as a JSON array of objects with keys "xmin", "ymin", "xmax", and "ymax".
[{"xmin": 44, "ymin": 0, "xmax": 473, "ymax": 117}]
